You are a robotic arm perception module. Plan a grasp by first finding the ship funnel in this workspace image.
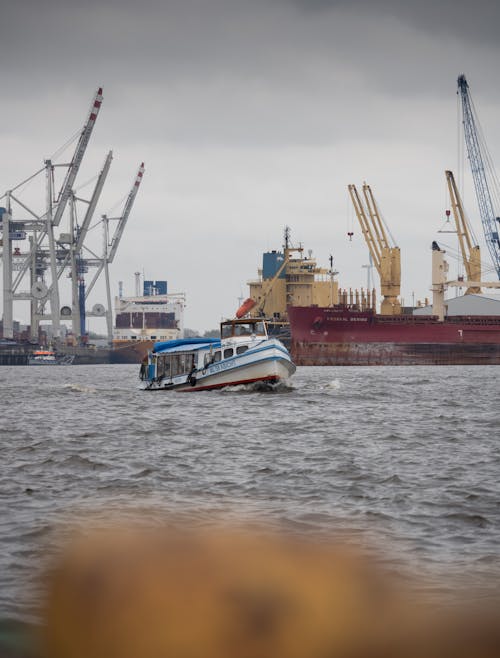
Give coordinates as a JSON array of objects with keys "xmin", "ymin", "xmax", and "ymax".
[{"xmin": 134, "ymin": 272, "xmax": 141, "ymax": 297}]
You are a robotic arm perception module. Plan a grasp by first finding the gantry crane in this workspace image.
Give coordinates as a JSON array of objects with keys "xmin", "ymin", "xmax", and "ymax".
[
  {"xmin": 458, "ymin": 74, "xmax": 500, "ymax": 280},
  {"xmin": 348, "ymin": 182, "xmax": 401, "ymax": 315},
  {"xmin": 83, "ymin": 162, "xmax": 145, "ymax": 341},
  {"xmin": 6, "ymin": 87, "xmax": 104, "ymax": 340},
  {"xmin": 445, "ymin": 170, "xmax": 481, "ymax": 294},
  {"xmin": 38, "ymin": 150, "xmax": 114, "ymax": 340}
]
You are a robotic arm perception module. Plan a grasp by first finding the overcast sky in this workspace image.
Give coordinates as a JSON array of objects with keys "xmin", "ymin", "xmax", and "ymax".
[{"xmin": 1, "ymin": 0, "xmax": 499, "ymax": 332}]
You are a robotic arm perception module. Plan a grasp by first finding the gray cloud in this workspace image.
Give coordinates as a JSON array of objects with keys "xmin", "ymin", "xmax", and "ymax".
[
  {"xmin": 279, "ymin": 0, "xmax": 500, "ymax": 46},
  {"xmin": 1, "ymin": 0, "xmax": 499, "ymax": 329}
]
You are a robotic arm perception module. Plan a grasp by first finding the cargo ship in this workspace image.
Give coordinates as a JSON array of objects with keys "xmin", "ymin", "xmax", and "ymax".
[
  {"xmin": 111, "ymin": 276, "xmax": 185, "ymax": 364},
  {"xmin": 288, "ymin": 239, "xmax": 500, "ymax": 365},
  {"xmin": 288, "ymin": 304, "xmax": 500, "ymax": 365}
]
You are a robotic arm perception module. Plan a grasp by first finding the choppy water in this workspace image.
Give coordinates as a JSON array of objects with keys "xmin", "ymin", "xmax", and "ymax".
[{"xmin": 1, "ymin": 364, "xmax": 499, "ymax": 619}]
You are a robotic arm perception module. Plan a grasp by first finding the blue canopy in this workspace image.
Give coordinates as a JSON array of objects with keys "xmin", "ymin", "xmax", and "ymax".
[{"xmin": 152, "ymin": 337, "xmax": 220, "ymax": 354}]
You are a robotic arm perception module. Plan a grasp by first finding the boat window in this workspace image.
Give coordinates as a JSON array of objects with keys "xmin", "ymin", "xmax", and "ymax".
[
  {"xmin": 213, "ymin": 351, "xmax": 221, "ymax": 362},
  {"xmin": 170, "ymin": 352, "xmax": 195, "ymax": 376},
  {"xmin": 254, "ymin": 321, "xmax": 266, "ymax": 335},
  {"xmin": 233, "ymin": 323, "xmax": 253, "ymax": 336},
  {"xmin": 171, "ymin": 355, "xmax": 179, "ymax": 376},
  {"xmin": 236, "ymin": 345, "xmax": 248, "ymax": 355},
  {"xmin": 156, "ymin": 354, "xmax": 170, "ymax": 378},
  {"xmin": 224, "ymin": 348, "xmax": 233, "ymax": 359},
  {"xmin": 221, "ymin": 324, "xmax": 232, "ymax": 339}
]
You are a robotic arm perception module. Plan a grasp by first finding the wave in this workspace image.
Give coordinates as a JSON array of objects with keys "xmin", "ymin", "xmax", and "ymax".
[{"xmin": 63, "ymin": 383, "xmax": 97, "ymax": 394}]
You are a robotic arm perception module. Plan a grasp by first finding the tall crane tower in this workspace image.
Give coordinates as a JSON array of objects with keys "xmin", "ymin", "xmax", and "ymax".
[
  {"xmin": 348, "ymin": 182, "xmax": 401, "ymax": 315},
  {"xmin": 457, "ymin": 74, "xmax": 500, "ymax": 279},
  {"xmin": 445, "ymin": 170, "xmax": 481, "ymax": 294}
]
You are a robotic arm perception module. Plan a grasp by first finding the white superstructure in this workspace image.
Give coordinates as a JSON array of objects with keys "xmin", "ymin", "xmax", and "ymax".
[{"xmin": 113, "ymin": 292, "xmax": 185, "ymax": 344}]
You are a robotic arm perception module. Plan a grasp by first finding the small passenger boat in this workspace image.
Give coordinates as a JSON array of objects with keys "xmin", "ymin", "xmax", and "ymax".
[
  {"xmin": 28, "ymin": 350, "xmax": 74, "ymax": 365},
  {"xmin": 140, "ymin": 318, "xmax": 296, "ymax": 391}
]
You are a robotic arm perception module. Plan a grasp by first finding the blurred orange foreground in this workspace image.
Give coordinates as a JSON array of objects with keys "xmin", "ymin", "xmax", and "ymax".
[{"xmin": 42, "ymin": 523, "xmax": 500, "ymax": 658}]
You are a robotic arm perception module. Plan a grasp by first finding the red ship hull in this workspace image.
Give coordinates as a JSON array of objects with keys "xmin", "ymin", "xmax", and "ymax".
[{"xmin": 288, "ymin": 306, "xmax": 500, "ymax": 365}]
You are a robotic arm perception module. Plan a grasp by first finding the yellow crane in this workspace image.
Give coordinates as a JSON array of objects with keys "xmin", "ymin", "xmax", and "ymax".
[
  {"xmin": 445, "ymin": 170, "xmax": 481, "ymax": 294},
  {"xmin": 348, "ymin": 182, "xmax": 401, "ymax": 315}
]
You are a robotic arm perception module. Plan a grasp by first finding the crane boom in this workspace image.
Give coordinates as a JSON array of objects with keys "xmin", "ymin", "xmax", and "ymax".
[
  {"xmin": 10, "ymin": 88, "xmax": 104, "ymax": 292},
  {"xmin": 445, "ymin": 170, "xmax": 481, "ymax": 294},
  {"xmin": 348, "ymin": 184, "xmax": 382, "ymax": 270},
  {"xmin": 457, "ymin": 74, "xmax": 500, "ymax": 279},
  {"xmin": 75, "ymin": 150, "xmax": 113, "ymax": 253},
  {"xmin": 52, "ymin": 87, "xmax": 104, "ymax": 227},
  {"xmin": 362, "ymin": 183, "xmax": 390, "ymax": 251},
  {"xmin": 348, "ymin": 182, "xmax": 401, "ymax": 315},
  {"xmin": 108, "ymin": 162, "xmax": 145, "ymax": 263}
]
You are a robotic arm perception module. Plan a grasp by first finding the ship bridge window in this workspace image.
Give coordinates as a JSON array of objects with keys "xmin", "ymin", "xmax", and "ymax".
[
  {"xmin": 224, "ymin": 348, "xmax": 234, "ymax": 359},
  {"xmin": 213, "ymin": 350, "xmax": 221, "ymax": 362},
  {"xmin": 236, "ymin": 345, "xmax": 248, "ymax": 355}
]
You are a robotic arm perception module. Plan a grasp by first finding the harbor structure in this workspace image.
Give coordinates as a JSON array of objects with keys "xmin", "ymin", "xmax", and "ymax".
[
  {"xmin": 0, "ymin": 88, "xmax": 145, "ymax": 351},
  {"xmin": 283, "ymin": 75, "xmax": 500, "ymax": 366},
  {"xmin": 457, "ymin": 74, "xmax": 500, "ymax": 281},
  {"xmin": 348, "ymin": 182, "xmax": 401, "ymax": 316}
]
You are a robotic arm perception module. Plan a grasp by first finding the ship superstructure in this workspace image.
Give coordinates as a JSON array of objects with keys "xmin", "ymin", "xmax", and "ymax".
[
  {"xmin": 111, "ymin": 274, "xmax": 185, "ymax": 363},
  {"xmin": 247, "ymin": 228, "xmax": 338, "ymax": 329}
]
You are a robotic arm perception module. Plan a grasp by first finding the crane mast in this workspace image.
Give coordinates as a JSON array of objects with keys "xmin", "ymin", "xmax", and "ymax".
[
  {"xmin": 457, "ymin": 74, "xmax": 500, "ymax": 279},
  {"xmin": 348, "ymin": 183, "xmax": 401, "ymax": 315},
  {"xmin": 445, "ymin": 170, "xmax": 481, "ymax": 294}
]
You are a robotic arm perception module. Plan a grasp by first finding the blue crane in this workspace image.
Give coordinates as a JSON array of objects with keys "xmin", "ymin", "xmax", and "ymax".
[{"xmin": 457, "ymin": 74, "xmax": 500, "ymax": 280}]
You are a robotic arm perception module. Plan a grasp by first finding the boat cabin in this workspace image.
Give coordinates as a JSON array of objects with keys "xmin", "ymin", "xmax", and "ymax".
[
  {"xmin": 220, "ymin": 318, "xmax": 267, "ymax": 340},
  {"xmin": 32, "ymin": 350, "xmax": 56, "ymax": 361},
  {"xmin": 143, "ymin": 321, "xmax": 271, "ymax": 385}
]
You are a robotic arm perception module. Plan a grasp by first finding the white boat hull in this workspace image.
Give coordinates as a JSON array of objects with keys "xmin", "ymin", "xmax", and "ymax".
[
  {"xmin": 144, "ymin": 340, "xmax": 295, "ymax": 392},
  {"xmin": 27, "ymin": 355, "xmax": 75, "ymax": 366}
]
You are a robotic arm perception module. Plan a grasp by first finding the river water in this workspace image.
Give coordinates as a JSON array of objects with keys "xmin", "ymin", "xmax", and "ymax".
[{"xmin": 1, "ymin": 364, "xmax": 499, "ymax": 620}]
